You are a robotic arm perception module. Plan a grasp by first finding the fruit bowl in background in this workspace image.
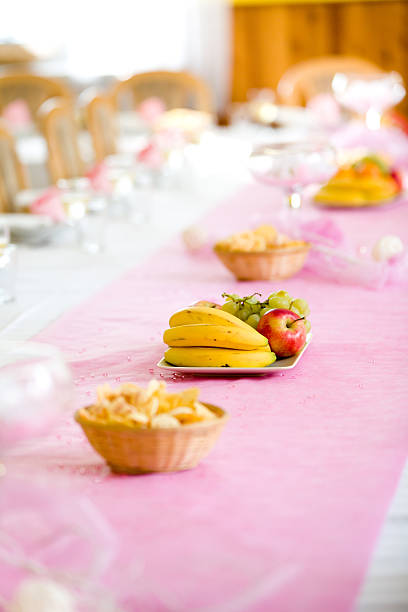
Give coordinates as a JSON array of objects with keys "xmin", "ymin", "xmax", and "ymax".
[
  {"xmin": 214, "ymin": 243, "xmax": 310, "ymax": 280},
  {"xmin": 75, "ymin": 403, "xmax": 228, "ymax": 474}
]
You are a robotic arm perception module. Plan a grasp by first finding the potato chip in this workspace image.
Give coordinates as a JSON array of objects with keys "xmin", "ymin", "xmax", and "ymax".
[
  {"xmin": 151, "ymin": 414, "xmax": 180, "ymax": 429},
  {"xmin": 194, "ymin": 402, "xmax": 217, "ymax": 420},
  {"xmin": 215, "ymin": 225, "xmax": 305, "ymax": 252},
  {"xmin": 178, "ymin": 388, "xmax": 200, "ymax": 405},
  {"xmin": 81, "ymin": 380, "xmax": 217, "ymax": 430},
  {"xmin": 170, "ymin": 406, "xmax": 202, "ymax": 424}
]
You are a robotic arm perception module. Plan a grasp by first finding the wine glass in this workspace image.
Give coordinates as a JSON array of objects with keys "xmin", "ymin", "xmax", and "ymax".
[
  {"xmin": 0, "ymin": 220, "xmax": 10, "ymax": 249},
  {"xmin": 57, "ymin": 178, "xmax": 107, "ymax": 252},
  {"xmin": 0, "ymin": 245, "xmax": 17, "ymax": 304},
  {"xmin": 248, "ymin": 141, "xmax": 337, "ymax": 210},
  {"xmin": 332, "ymin": 71, "xmax": 406, "ymax": 130},
  {"xmin": 247, "ymin": 88, "xmax": 278, "ymax": 125},
  {"xmin": 0, "ymin": 341, "xmax": 73, "ymax": 453}
]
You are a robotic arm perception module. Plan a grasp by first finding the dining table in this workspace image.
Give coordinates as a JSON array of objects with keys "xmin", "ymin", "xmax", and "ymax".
[{"xmin": 0, "ymin": 116, "xmax": 407, "ymax": 612}]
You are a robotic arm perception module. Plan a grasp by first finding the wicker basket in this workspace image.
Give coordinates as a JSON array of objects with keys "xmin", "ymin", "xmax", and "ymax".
[
  {"xmin": 214, "ymin": 244, "xmax": 310, "ymax": 281},
  {"xmin": 75, "ymin": 403, "xmax": 228, "ymax": 474}
]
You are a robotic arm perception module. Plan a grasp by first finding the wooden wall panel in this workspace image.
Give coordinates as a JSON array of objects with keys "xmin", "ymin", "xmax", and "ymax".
[{"xmin": 232, "ymin": 1, "xmax": 408, "ymax": 113}]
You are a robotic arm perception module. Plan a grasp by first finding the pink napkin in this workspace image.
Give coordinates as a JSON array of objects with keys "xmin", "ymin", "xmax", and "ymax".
[
  {"xmin": 278, "ymin": 211, "xmax": 408, "ymax": 290},
  {"xmin": 136, "ymin": 141, "xmax": 165, "ymax": 168},
  {"xmin": 86, "ymin": 162, "xmax": 112, "ymax": 194},
  {"xmin": 136, "ymin": 129, "xmax": 186, "ymax": 169},
  {"xmin": 30, "ymin": 187, "xmax": 66, "ymax": 222},
  {"xmin": 332, "ymin": 122, "xmax": 408, "ymax": 168},
  {"xmin": 2, "ymin": 99, "xmax": 32, "ymax": 128},
  {"xmin": 138, "ymin": 97, "xmax": 166, "ymax": 124}
]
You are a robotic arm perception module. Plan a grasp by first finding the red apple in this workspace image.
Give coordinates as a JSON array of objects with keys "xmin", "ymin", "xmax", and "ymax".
[{"xmin": 257, "ymin": 309, "xmax": 306, "ymax": 358}]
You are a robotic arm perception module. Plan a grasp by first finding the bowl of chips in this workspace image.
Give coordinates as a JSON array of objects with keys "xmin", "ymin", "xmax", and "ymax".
[
  {"xmin": 75, "ymin": 380, "xmax": 228, "ymax": 474},
  {"xmin": 214, "ymin": 225, "xmax": 310, "ymax": 281}
]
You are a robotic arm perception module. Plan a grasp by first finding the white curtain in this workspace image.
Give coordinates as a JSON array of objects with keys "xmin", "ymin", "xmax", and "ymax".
[{"xmin": 0, "ymin": 0, "xmax": 231, "ymax": 110}]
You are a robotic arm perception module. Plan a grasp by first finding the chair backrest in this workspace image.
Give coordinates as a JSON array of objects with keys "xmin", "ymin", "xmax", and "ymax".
[
  {"xmin": 277, "ymin": 56, "xmax": 382, "ymax": 106},
  {"xmin": 111, "ymin": 71, "xmax": 213, "ymax": 113},
  {"xmin": 0, "ymin": 73, "xmax": 73, "ymax": 124},
  {"xmin": 85, "ymin": 94, "xmax": 117, "ymax": 162},
  {"xmin": 39, "ymin": 98, "xmax": 84, "ymax": 183},
  {"xmin": 0, "ymin": 122, "xmax": 26, "ymax": 212}
]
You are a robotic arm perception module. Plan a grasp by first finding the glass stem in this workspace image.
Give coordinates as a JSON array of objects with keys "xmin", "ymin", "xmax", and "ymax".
[{"xmin": 288, "ymin": 190, "xmax": 302, "ymax": 209}]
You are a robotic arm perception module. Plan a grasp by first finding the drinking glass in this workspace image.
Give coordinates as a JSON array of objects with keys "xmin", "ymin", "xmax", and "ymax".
[
  {"xmin": 57, "ymin": 177, "xmax": 90, "ymax": 221},
  {"xmin": 332, "ymin": 71, "xmax": 406, "ymax": 130},
  {"xmin": 0, "ymin": 245, "xmax": 17, "ymax": 304},
  {"xmin": 0, "ymin": 341, "xmax": 73, "ymax": 453},
  {"xmin": 57, "ymin": 178, "xmax": 107, "ymax": 252},
  {"xmin": 248, "ymin": 141, "xmax": 337, "ymax": 210},
  {"xmin": 0, "ymin": 220, "xmax": 10, "ymax": 249},
  {"xmin": 247, "ymin": 88, "xmax": 278, "ymax": 125}
]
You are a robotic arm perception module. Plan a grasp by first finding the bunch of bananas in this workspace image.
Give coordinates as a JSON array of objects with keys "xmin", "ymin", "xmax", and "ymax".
[{"xmin": 163, "ymin": 306, "xmax": 276, "ymax": 368}]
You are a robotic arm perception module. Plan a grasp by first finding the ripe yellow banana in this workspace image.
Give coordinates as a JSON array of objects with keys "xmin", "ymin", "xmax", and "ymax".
[
  {"xmin": 164, "ymin": 346, "xmax": 276, "ymax": 368},
  {"xmin": 169, "ymin": 306, "xmax": 251, "ymax": 331},
  {"xmin": 163, "ymin": 324, "xmax": 268, "ymax": 350}
]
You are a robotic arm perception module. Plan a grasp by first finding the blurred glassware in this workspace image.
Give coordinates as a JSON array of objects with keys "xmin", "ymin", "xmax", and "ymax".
[
  {"xmin": 57, "ymin": 178, "xmax": 107, "ymax": 252},
  {"xmin": 0, "ymin": 476, "xmax": 118, "ymax": 611},
  {"xmin": 0, "ymin": 341, "xmax": 73, "ymax": 452},
  {"xmin": 249, "ymin": 141, "xmax": 337, "ymax": 210},
  {"xmin": 246, "ymin": 88, "xmax": 279, "ymax": 126},
  {"xmin": 0, "ymin": 220, "xmax": 10, "ymax": 249},
  {"xmin": 0, "ymin": 244, "xmax": 17, "ymax": 304},
  {"xmin": 102, "ymin": 157, "xmax": 152, "ymax": 224},
  {"xmin": 153, "ymin": 109, "xmax": 212, "ymax": 144},
  {"xmin": 79, "ymin": 195, "xmax": 107, "ymax": 253},
  {"xmin": 57, "ymin": 178, "xmax": 91, "ymax": 222},
  {"xmin": 332, "ymin": 71, "xmax": 406, "ymax": 130}
]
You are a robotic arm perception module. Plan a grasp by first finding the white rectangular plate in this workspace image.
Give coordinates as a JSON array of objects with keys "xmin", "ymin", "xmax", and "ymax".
[{"xmin": 157, "ymin": 333, "xmax": 312, "ymax": 376}]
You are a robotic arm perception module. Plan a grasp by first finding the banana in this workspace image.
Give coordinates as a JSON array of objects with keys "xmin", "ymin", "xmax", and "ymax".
[
  {"xmin": 169, "ymin": 306, "xmax": 252, "ymax": 331},
  {"xmin": 164, "ymin": 346, "xmax": 276, "ymax": 368},
  {"xmin": 163, "ymin": 324, "xmax": 268, "ymax": 350}
]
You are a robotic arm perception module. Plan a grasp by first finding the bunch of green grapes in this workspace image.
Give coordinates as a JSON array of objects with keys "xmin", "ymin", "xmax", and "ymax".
[
  {"xmin": 221, "ymin": 290, "xmax": 311, "ymax": 332},
  {"xmin": 266, "ymin": 290, "xmax": 311, "ymax": 333}
]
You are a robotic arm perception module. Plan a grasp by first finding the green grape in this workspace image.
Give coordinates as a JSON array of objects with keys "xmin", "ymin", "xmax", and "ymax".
[
  {"xmin": 268, "ymin": 296, "xmax": 290, "ymax": 310},
  {"xmin": 237, "ymin": 305, "xmax": 251, "ymax": 321},
  {"xmin": 290, "ymin": 298, "xmax": 310, "ymax": 316},
  {"xmin": 222, "ymin": 301, "xmax": 239, "ymax": 315},
  {"xmin": 304, "ymin": 319, "xmax": 311, "ymax": 333},
  {"xmin": 250, "ymin": 302, "xmax": 261, "ymax": 314},
  {"xmin": 260, "ymin": 306, "xmax": 271, "ymax": 317},
  {"xmin": 289, "ymin": 304, "xmax": 301, "ymax": 316},
  {"xmin": 245, "ymin": 294, "xmax": 261, "ymax": 305},
  {"xmin": 276, "ymin": 290, "xmax": 292, "ymax": 300},
  {"xmin": 246, "ymin": 313, "xmax": 260, "ymax": 329}
]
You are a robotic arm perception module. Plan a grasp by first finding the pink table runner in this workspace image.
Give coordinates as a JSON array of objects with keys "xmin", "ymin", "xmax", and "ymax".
[{"xmin": 5, "ymin": 184, "xmax": 408, "ymax": 610}]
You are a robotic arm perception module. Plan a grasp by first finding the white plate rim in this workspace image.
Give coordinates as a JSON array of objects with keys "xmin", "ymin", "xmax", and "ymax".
[{"xmin": 157, "ymin": 333, "xmax": 312, "ymax": 376}]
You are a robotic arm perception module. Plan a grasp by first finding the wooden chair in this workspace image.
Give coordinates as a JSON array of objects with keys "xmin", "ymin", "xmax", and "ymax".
[
  {"xmin": 277, "ymin": 56, "xmax": 382, "ymax": 106},
  {"xmin": 0, "ymin": 122, "xmax": 27, "ymax": 212},
  {"xmin": 39, "ymin": 98, "xmax": 84, "ymax": 183},
  {"xmin": 0, "ymin": 73, "xmax": 73, "ymax": 124},
  {"xmin": 111, "ymin": 71, "xmax": 213, "ymax": 113},
  {"xmin": 84, "ymin": 93, "xmax": 117, "ymax": 162}
]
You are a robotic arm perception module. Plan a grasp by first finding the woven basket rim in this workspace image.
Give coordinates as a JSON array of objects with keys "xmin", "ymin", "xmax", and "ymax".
[
  {"xmin": 75, "ymin": 402, "xmax": 228, "ymax": 434},
  {"xmin": 213, "ymin": 243, "xmax": 310, "ymax": 256}
]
